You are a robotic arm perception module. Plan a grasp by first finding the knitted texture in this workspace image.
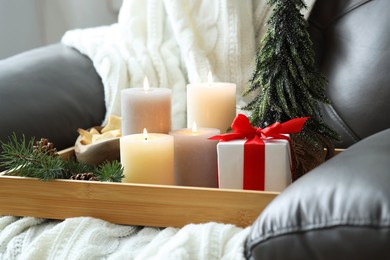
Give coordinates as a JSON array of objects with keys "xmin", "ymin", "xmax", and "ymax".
[
  {"xmin": 62, "ymin": 0, "xmax": 316, "ymax": 128},
  {"xmin": 61, "ymin": 0, "xmax": 276, "ymax": 128},
  {"xmin": 0, "ymin": 216, "xmax": 250, "ymax": 259}
]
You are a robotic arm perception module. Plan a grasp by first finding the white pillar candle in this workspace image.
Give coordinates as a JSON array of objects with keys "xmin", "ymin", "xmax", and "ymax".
[
  {"xmin": 120, "ymin": 129, "xmax": 174, "ymax": 185},
  {"xmin": 121, "ymin": 77, "xmax": 171, "ymax": 135},
  {"xmin": 169, "ymin": 123, "xmax": 220, "ymax": 188},
  {"xmin": 187, "ymin": 72, "xmax": 236, "ymax": 133}
]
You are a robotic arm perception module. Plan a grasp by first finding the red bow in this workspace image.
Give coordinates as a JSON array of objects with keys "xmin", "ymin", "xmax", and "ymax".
[
  {"xmin": 210, "ymin": 114, "xmax": 308, "ymax": 190},
  {"xmin": 209, "ymin": 114, "xmax": 308, "ymax": 142}
]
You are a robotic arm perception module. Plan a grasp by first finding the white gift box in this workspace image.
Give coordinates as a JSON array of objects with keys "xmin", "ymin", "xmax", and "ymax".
[{"xmin": 217, "ymin": 139, "xmax": 292, "ymax": 192}]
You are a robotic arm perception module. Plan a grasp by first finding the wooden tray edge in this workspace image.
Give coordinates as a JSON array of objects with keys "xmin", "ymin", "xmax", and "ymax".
[
  {"xmin": 0, "ymin": 147, "xmax": 344, "ymax": 228},
  {"xmin": 0, "ymin": 147, "xmax": 278, "ymax": 228}
]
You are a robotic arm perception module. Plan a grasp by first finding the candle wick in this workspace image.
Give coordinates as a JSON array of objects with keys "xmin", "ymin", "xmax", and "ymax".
[{"xmin": 143, "ymin": 128, "xmax": 148, "ymax": 141}]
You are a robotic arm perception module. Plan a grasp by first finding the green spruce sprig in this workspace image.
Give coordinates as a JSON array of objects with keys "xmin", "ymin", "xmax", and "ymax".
[
  {"xmin": 0, "ymin": 133, "xmax": 36, "ymax": 172},
  {"xmin": 243, "ymin": 0, "xmax": 340, "ymax": 177},
  {"xmin": 94, "ymin": 160, "xmax": 124, "ymax": 182},
  {"xmin": 243, "ymin": 0, "xmax": 340, "ymax": 145},
  {"xmin": 0, "ymin": 133, "xmax": 124, "ymax": 182},
  {"xmin": 0, "ymin": 133, "xmax": 65, "ymax": 180},
  {"xmin": 17, "ymin": 155, "xmax": 66, "ymax": 181}
]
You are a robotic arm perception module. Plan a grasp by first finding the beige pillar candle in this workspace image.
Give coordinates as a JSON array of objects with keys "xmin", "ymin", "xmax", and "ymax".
[
  {"xmin": 120, "ymin": 129, "xmax": 174, "ymax": 185},
  {"xmin": 187, "ymin": 72, "xmax": 236, "ymax": 133},
  {"xmin": 169, "ymin": 123, "xmax": 220, "ymax": 188},
  {"xmin": 121, "ymin": 77, "xmax": 171, "ymax": 135}
]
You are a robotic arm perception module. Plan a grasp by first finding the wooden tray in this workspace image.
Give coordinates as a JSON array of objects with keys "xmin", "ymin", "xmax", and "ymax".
[{"xmin": 0, "ymin": 147, "xmax": 279, "ymax": 228}]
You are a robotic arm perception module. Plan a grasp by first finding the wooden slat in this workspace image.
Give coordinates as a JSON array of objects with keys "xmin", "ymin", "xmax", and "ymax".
[{"xmin": 0, "ymin": 176, "xmax": 277, "ymax": 228}]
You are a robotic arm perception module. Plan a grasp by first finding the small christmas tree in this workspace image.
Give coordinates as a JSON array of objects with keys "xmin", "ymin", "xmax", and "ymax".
[{"xmin": 243, "ymin": 0, "xmax": 339, "ymax": 179}]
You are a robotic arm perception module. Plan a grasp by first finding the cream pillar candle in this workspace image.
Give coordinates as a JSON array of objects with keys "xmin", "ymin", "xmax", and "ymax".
[
  {"xmin": 121, "ymin": 77, "xmax": 171, "ymax": 135},
  {"xmin": 187, "ymin": 72, "xmax": 236, "ymax": 133},
  {"xmin": 169, "ymin": 123, "xmax": 220, "ymax": 188},
  {"xmin": 120, "ymin": 129, "xmax": 174, "ymax": 185}
]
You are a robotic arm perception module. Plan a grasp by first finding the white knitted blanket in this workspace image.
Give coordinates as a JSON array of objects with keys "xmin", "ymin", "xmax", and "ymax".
[
  {"xmin": 0, "ymin": 216, "xmax": 250, "ymax": 259},
  {"xmin": 61, "ymin": 0, "xmax": 298, "ymax": 127},
  {"xmin": 61, "ymin": 0, "xmax": 315, "ymax": 127}
]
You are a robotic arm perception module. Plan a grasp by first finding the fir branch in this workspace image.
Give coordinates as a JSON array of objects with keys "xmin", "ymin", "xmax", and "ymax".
[
  {"xmin": 94, "ymin": 160, "xmax": 124, "ymax": 183},
  {"xmin": 0, "ymin": 133, "xmax": 35, "ymax": 173},
  {"xmin": 243, "ymin": 0, "xmax": 341, "ymax": 178},
  {"xmin": 0, "ymin": 134, "xmax": 66, "ymax": 181},
  {"xmin": 243, "ymin": 0, "xmax": 339, "ymax": 132},
  {"xmin": 17, "ymin": 155, "xmax": 65, "ymax": 181},
  {"xmin": 1, "ymin": 133, "xmax": 125, "ymax": 182}
]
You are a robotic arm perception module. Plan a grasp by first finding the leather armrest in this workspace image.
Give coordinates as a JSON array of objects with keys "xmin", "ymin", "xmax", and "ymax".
[
  {"xmin": 0, "ymin": 44, "xmax": 105, "ymax": 169},
  {"xmin": 246, "ymin": 128, "xmax": 390, "ymax": 259},
  {"xmin": 308, "ymin": 0, "xmax": 390, "ymax": 148}
]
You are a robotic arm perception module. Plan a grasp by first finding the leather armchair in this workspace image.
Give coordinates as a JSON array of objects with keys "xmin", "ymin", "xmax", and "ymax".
[
  {"xmin": 246, "ymin": 0, "xmax": 390, "ymax": 258},
  {"xmin": 309, "ymin": 0, "xmax": 390, "ymax": 148}
]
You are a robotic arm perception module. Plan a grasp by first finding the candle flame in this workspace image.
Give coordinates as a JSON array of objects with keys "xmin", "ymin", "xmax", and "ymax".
[
  {"xmin": 207, "ymin": 71, "xmax": 213, "ymax": 86},
  {"xmin": 192, "ymin": 122, "xmax": 198, "ymax": 134},
  {"xmin": 143, "ymin": 76, "xmax": 150, "ymax": 92},
  {"xmin": 143, "ymin": 128, "xmax": 148, "ymax": 140}
]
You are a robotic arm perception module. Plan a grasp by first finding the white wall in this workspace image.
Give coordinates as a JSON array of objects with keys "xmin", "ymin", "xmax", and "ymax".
[
  {"xmin": 0, "ymin": 0, "xmax": 122, "ymax": 59},
  {"xmin": 0, "ymin": 0, "xmax": 43, "ymax": 59}
]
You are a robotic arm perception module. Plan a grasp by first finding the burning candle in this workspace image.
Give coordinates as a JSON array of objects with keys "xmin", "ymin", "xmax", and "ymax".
[
  {"xmin": 120, "ymin": 128, "xmax": 174, "ymax": 185},
  {"xmin": 121, "ymin": 77, "xmax": 171, "ymax": 135},
  {"xmin": 169, "ymin": 122, "xmax": 220, "ymax": 187},
  {"xmin": 187, "ymin": 72, "xmax": 236, "ymax": 133}
]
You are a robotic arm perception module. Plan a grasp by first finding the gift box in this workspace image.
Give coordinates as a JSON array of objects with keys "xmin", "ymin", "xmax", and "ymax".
[
  {"xmin": 209, "ymin": 114, "xmax": 308, "ymax": 192},
  {"xmin": 216, "ymin": 138, "xmax": 291, "ymax": 192}
]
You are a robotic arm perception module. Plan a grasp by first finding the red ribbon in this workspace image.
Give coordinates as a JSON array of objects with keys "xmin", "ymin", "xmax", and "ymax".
[{"xmin": 209, "ymin": 114, "xmax": 308, "ymax": 190}]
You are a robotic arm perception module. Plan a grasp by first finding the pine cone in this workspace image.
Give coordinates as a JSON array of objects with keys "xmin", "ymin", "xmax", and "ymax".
[
  {"xmin": 33, "ymin": 138, "xmax": 58, "ymax": 157},
  {"xmin": 70, "ymin": 172, "xmax": 98, "ymax": 181}
]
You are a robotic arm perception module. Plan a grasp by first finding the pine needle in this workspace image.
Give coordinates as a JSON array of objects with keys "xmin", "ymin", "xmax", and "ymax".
[
  {"xmin": 1, "ymin": 133, "xmax": 125, "ymax": 182},
  {"xmin": 94, "ymin": 160, "xmax": 124, "ymax": 183}
]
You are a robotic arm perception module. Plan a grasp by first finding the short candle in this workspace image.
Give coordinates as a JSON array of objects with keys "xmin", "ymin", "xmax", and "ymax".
[
  {"xmin": 169, "ymin": 123, "xmax": 220, "ymax": 187},
  {"xmin": 187, "ymin": 72, "xmax": 236, "ymax": 133},
  {"xmin": 120, "ymin": 129, "xmax": 174, "ymax": 185},
  {"xmin": 121, "ymin": 77, "xmax": 171, "ymax": 135}
]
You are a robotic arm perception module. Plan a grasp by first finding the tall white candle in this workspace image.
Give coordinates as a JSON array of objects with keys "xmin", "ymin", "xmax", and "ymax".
[
  {"xmin": 120, "ymin": 129, "xmax": 174, "ymax": 185},
  {"xmin": 121, "ymin": 77, "xmax": 171, "ymax": 135},
  {"xmin": 187, "ymin": 72, "xmax": 236, "ymax": 133},
  {"xmin": 169, "ymin": 123, "xmax": 220, "ymax": 188}
]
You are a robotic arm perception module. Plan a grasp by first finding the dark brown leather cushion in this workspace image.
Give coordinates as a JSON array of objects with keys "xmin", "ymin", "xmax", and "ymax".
[
  {"xmin": 0, "ymin": 44, "xmax": 105, "ymax": 170},
  {"xmin": 309, "ymin": 0, "xmax": 390, "ymax": 148},
  {"xmin": 246, "ymin": 128, "xmax": 390, "ymax": 259}
]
